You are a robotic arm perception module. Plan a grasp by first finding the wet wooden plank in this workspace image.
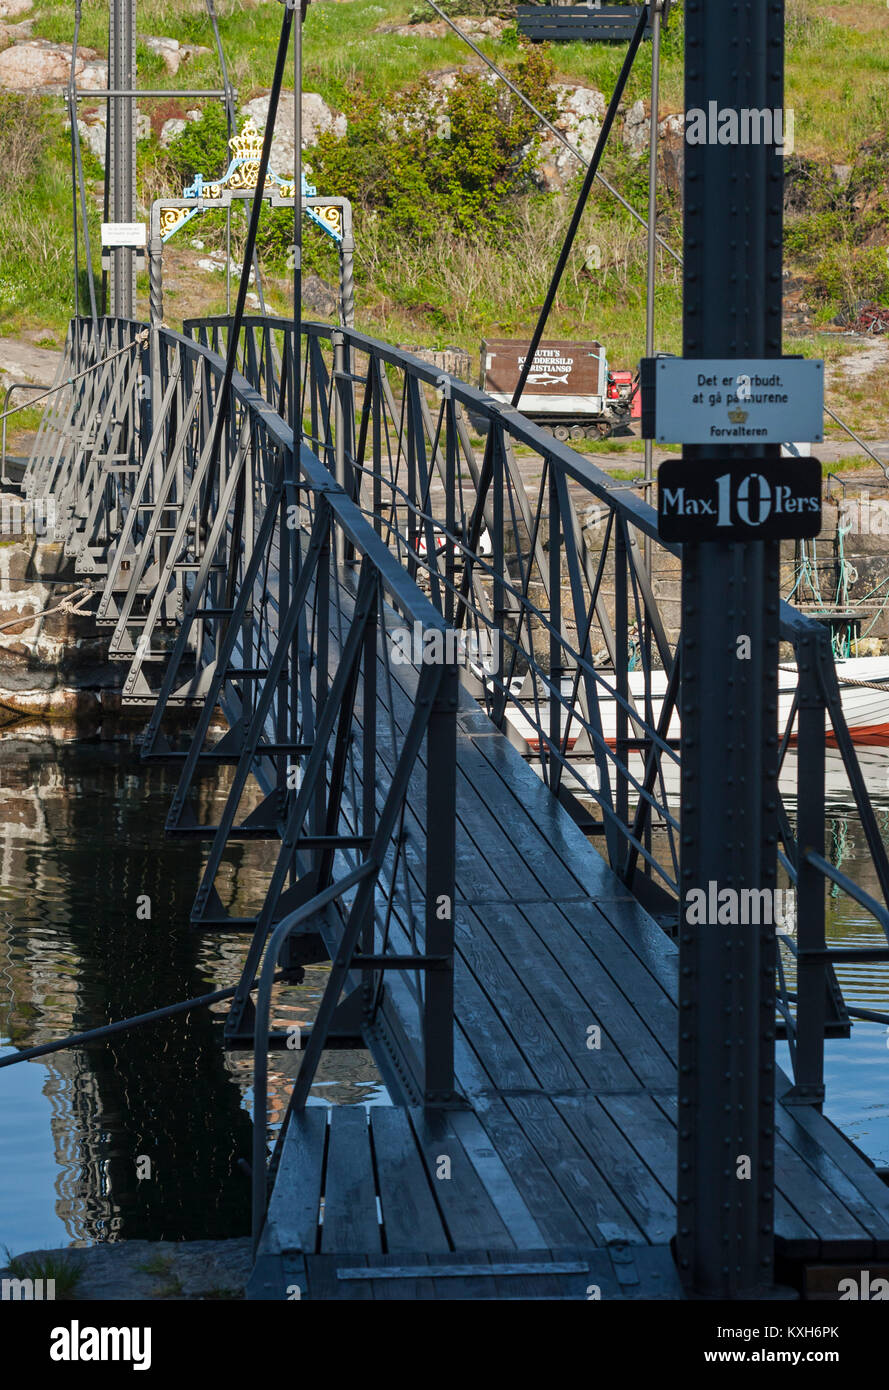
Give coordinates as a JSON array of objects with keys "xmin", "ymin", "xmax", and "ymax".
[
  {"xmin": 320, "ymin": 1107, "xmax": 381, "ymax": 1255},
  {"xmin": 410, "ymin": 1110, "xmax": 517, "ymax": 1251},
  {"xmin": 553, "ymin": 1094, "xmax": 675, "ymax": 1245},
  {"xmin": 447, "ymin": 1107, "xmax": 547, "ymax": 1250},
  {"xmin": 429, "ymin": 1249, "xmax": 494, "ymax": 1300},
  {"xmin": 490, "ymin": 1249, "xmax": 570, "ymax": 1300},
  {"xmin": 456, "ymin": 907, "xmax": 586, "ymax": 1093},
  {"xmin": 505, "ymin": 1093, "xmax": 646, "ymax": 1245},
  {"xmin": 475, "ymin": 1096, "xmax": 599, "ymax": 1248},
  {"xmin": 598, "ymin": 1091, "xmax": 677, "ymax": 1190},
  {"xmin": 774, "ymin": 1101, "xmax": 889, "ymax": 1254},
  {"xmin": 452, "ymin": 949, "xmax": 541, "ymax": 1092},
  {"xmin": 451, "ymin": 730, "xmax": 593, "ymax": 902},
  {"xmin": 371, "ymin": 1107, "xmax": 451, "ymax": 1255},
  {"xmin": 263, "ymin": 1106, "xmax": 327, "ymax": 1254},
  {"xmin": 308, "ymin": 1253, "xmax": 373, "ymax": 1301},
  {"xmin": 465, "ymin": 725, "xmax": 633, "ymax": 903},
  {"xmin": 773, "ymin": 1132, "xmax": 873, "ymax": 1258},
  {"xmin": 776, "ymin": 1082, "xmax": 889, "ymax": 1256},
  {"xmin": 366, "ymin": 1251, "xmax": 435, "ymax": 1301},
  {"xmin": 510, "ymin": 899, "xmax": 675, "ymax": 1090}
]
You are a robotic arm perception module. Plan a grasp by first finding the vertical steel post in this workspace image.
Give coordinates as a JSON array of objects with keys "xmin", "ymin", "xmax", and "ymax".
[
  {"xmin": 107, "ymin": 0, "xmax": 137, "ymax": 319},
  {"xmin": 790, "ymin": 629, "xmax": 827, "ymax": 1105},
  {"xmin": 676, "ymin": 0, "xmax": 785, "ymax": 1297},
  {"xmin": 339, "ymin": 203, "xmax": 355, "ymax": 329},
  {"xmin": 642, "ymin": 0, "xmax": 662, "ymax": 575},
  {"xmin": 424, "ymin": 661, "xmax": 457, "ymax": 1104},
  {"xmin": 333, "ymin": 327, "xmax": 345, "ymax": 568},
  {"xmin": 614, "ymin": 518, "xmax": 629, "ymax": 838},
  {"xmin": 292, "ymin": 0, "xmax": 304, "ymax": 439}
]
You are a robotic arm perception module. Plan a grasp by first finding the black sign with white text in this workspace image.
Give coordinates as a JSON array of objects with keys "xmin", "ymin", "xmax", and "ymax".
[{"xmin": 657, "ymin": 457, "xmax": 822, "ymax": 542}]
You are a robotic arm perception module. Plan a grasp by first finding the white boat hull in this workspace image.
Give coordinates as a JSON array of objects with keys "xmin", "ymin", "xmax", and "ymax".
[{"xmin": 504, "ymin": 656, "xmax": 889, "ymax": 757}]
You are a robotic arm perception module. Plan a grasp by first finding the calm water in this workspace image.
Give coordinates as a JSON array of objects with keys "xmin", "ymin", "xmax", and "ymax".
[
  {"xmin": 0, "ymin": 729, "xmax": 385, "ymax": 1254},
  {"xmin": 1, "ymin": 732, "xmax": 888, "ymax": 1256},
  {"xmin": 625, "ymin": 749, "xmax": 889, "ymax": 1169}
]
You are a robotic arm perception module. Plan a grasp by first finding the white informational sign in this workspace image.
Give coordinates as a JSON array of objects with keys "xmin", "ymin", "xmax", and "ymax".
[
  {"xmin": 654, "ymin": 358, "xmax": 824, "ymax": 444},
  {"xmin": 101, "ymin": 222, "xmax": 147, "ymax": 248}
]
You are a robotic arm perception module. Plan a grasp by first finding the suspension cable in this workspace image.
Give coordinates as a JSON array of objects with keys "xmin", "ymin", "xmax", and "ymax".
[
  {"xmin": 68, "ymin": 0, "xmax": 99, "ymax": 341},
  {"xmin": 824, "ymin": 404, "xmax": 889, "ymax": 481},
  {"xmin": 426, "ymin": 1, "xmax": 878, "ymax": 463},
  {"xmin": 512, "ymin": 5, "xmax": 650, "ymax": 408},
  {"xmin": 457, "ymin": 12, "xmax": 649, "ymax": 609},
  {"xmin": 200, "ymin": 0, "xmax": 296, "ymax": 513}
]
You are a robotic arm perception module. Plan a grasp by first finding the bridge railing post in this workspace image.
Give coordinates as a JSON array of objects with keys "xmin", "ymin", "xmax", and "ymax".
[
  {"xmin": 423, "ymin": 659, "xmax": 458, "ymax": 1105},
  {"xmin": 787, "ymin": 627, "xmax": 828, "ymax": 1105},
  {"xmin": 333, "ymin": 327, "xmax": 346, "ymax": 569}
]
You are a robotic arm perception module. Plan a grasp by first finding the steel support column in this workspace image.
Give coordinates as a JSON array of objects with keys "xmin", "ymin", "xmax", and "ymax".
[
  {"xmin": 107, "ymin": 0, "xmax": 137, "ymax": 319},
  {"xmin": 676, "ymin": 0, "xmax": 785, "ymax": 1296}
]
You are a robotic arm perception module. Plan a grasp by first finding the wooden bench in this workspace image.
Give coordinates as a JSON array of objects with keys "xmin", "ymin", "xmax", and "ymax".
[{"xmin": 517, "ymin": 4, "xmax": 653, "ymax": 44}]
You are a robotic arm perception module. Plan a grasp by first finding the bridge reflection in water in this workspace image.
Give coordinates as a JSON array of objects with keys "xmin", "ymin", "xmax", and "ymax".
[
  {"xmin": 14, "ymin": 313, "xmax": 889, "ymax": 1299},
  {"xmin": 0, "ymin": 735, "xmax": 387, "ymax": 1252}
]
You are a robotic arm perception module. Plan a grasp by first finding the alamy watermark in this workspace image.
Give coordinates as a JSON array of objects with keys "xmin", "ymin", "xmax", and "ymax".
[
  {"xmin": 684, "ymin": 102, "xmax": 795, "ymax": 156},
  {"xmin": 49, "ymin": 1322, "xmax": 151, "ymax": 1371},
  {"xmin": 838, "ymin": 492, "xmax": 889, "ymax": 536},
  {"xmin": 2, "ymin": 1275, "xmax": 55, "ymax": 1300},
  {"xmin": 684, "ymin": 882, "xmax": 796, "ymax": 930},
  {"xmin": 0, "ymin": 497, "xmax": 56, "ymax": 538},
  {"xmin": 389, "ymin": 620, "xmax": 499, "ymax": 674}
]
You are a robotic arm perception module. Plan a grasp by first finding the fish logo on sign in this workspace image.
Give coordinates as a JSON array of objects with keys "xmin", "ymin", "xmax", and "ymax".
[{"xmin": 528, "ymin": 372, "xmax": 570, "ymax": 386}]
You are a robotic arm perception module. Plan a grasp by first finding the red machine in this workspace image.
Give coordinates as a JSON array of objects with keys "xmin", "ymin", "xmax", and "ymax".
[{"xmin": 606, "ymin": 369, "xmax": 642, "ymax": 421}]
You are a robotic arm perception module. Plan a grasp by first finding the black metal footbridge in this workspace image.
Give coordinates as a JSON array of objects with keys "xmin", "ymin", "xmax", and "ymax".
[
  {"xmin": 17, "ymin": 304, "xmax": 889, "ymax": 1300},
  {"xmin": 8, "ymin": 0, "xmax": 889, "ymax": 1302}
]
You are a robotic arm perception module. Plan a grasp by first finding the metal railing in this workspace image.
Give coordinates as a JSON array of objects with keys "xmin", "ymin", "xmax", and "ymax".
[
  {"xmin": 24, "ymin": 318, "xmax": 460, "ymax": 1248},
  {"xmin": 22, "ymin": 312, "xmax": 889, "ymax": 1124},
  {"xmin": 184, "ymin": 314, "xmax": 889, "ymax": 1108}
]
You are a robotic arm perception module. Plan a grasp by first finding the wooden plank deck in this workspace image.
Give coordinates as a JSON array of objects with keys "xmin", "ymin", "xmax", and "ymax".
[{"xmin": 246, "ymin": 561, "xmax": 889, "ymax": 1300}]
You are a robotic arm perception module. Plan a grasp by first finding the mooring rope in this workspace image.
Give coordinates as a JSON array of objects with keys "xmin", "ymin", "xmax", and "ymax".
[
  {"xmin": 779, "ymin": 663, "xmax": 889, "ymax": 694},
  {"xmin": 0, "ymin": 585, "xmax": 97, "ymax": 634}
]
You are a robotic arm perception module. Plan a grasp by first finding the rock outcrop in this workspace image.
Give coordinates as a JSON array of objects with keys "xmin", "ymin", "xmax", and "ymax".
[
  {"xmin": 536, "ymin": 84, "xmax": 607, "ymax": 187},
  {"xmin": 70, "ymin": 105, "xmax": 152, "ymax": 167},
  {"xmin": 242, "ymin": 91, "xmax": 347, "ymax": 174},
  {"xmin": 140, "ymin": 34, "xmax": 211, "ymax": 75},
  {"xmin": 0, "ymin": 38, "xmax": 106, "ymax": 91},
  {"xmin": 0, "ymin": 537, "xmax": 126, "ymax": 719}
]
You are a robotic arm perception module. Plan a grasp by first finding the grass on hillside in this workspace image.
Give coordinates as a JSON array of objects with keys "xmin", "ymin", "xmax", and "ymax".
[
  {"xmin": 26, "ymin": 0, "xmax": 889, "ymax": 156},
  {"xmin": 0, "ymin": 0, "xmax": 887, "ymax": 433}
]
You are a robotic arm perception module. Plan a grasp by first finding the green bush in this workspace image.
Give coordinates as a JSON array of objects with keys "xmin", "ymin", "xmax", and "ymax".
[
  {"xmin": 311, "ymin": 43, "xmax": 558, "ymax": 242},
  {"xmin": 784, "ymin": 138, "xmax": 889, "ymax": 283},
  {"xmin": 812, "ymin": 244, "xmax": 889, "ymax": 320},
  {"xmin": 164, "ymin": 104, "xmax": 232, "ymax": 185}
]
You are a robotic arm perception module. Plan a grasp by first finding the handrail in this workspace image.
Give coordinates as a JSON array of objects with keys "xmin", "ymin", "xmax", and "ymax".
[
  {"xmin": 27, "ymin": 312, "xmax": 889, "ymax": 1117},
  {"xmin": 182, "ymin": 313, "xmax": 889, "ymax": 1108}
]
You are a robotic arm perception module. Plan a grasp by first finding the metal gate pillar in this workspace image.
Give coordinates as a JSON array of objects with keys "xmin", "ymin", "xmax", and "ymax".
[{"xmin": 676, "ymin": 0, "xmax": 786, "ymax": 1296}]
